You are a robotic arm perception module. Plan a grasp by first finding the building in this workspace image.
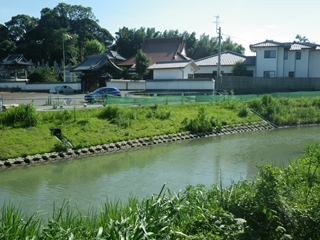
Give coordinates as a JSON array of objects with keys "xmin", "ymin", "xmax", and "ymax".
[
  {"xmin": 0, "ymin": 54, "xmax": 34, "ymax": 81},
  {"xmin": 148, "ymin": 60, "xmax": 199, "ymax": 79},
  {"xmin": 249, "ymin": 40, "xmax": 320, "ymax": 78},
  {"xmin": 194, "ymin": 51, "xmax": 255, "ymax": 78},
  {"xmin": 72, "ymin": 53, "xmax": 122, "ymax": 92},
  {"xmin": 117, "ymin": 37, "xmax": 191, "ymax": 78}
]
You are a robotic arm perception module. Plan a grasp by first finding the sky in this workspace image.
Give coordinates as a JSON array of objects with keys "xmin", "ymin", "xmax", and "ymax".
[{"xmin": 1, "ymin": 0, "xmax": 320, "ymax": 56}]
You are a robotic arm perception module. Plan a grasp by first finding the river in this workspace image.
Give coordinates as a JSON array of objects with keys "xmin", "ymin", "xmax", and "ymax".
[{"xmin": 0, "ymin": 126, "xmax": 319, "ymax": 215}]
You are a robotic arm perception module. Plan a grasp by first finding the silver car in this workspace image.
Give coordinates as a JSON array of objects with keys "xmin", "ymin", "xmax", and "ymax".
[{"xmin": 49, "ymin": 85, "xmax": 78, "ymax": 94}]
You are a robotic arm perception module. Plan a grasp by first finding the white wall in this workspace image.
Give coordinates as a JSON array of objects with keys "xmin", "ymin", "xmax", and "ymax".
[
  {"xmin": 154, "ymin": 69, "xmax": 184, "ymax": 79},
  {"xmin": 0, "ymin": 82, "xmax": 81, "ymax": 91},
  {"xmin": 295, "ymin": 49, "xmax": 309, "ymax": 77},
  {"xmin": 309, "ymin": 51, "xmax": 320, "ymax": 77},
  {"xmin": 146, "ymin": 79, "xmax": 215, "ymax": 91},
  {"xmin": 153, "ymin": 65, "xmax": 196, "ymax": 79},
  {"xmin": 255, "ymin": 47, "xmax": 279, "ymax": 77},
  {"xmin": 106, "ymin": 79, "xmax": 146, "ymax": 90}
]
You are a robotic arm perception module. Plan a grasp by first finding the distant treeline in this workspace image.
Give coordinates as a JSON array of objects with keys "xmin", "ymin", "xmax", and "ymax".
[{"xmin": 0, "ymin": 3, "xmax": 245, "ymax": 66}]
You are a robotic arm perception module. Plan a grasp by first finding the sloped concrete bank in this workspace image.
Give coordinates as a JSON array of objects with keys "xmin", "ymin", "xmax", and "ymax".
[{"xmin": 0, "ymin": 121, "xmax": 275, "ymax": 171}]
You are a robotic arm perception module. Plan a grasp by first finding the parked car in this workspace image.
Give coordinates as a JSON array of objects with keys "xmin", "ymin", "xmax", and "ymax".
[
  {"xmin": 49, "ymin": 85, "xmax": 78, "ymax": 94},
  {"xmin": 84, "ymin": 87, "xmax": 121, "ymax": 102}
]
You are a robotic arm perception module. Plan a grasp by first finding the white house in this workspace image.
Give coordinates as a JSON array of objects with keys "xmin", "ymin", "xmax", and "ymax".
[
  {"xmin": 194, "ymin": 51, "xmax": 256, "ymax": 78},
  {"xmin": 148, "ymin": 60, "xmax": 200, "ymax": 79},
  {"xmin": 249, "ymin": 40, "xmax": 320, "ymax": 78}
]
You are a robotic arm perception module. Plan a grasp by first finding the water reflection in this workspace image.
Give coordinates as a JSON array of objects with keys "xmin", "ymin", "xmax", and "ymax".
[{"xmin": 0, "ymin": 126, "xmax": 319, "ymax": 214}]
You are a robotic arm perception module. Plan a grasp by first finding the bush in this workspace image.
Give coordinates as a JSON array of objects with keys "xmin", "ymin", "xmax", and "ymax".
[
  {"xmin": 0, "ymin": 103, "xmax": 40, "ymax": 127},
  {"xmin": 183, "ymin": 107, "xmax": 215, "ymax": 133},
  {"xmin": 28, "ymin": 67, "xmax": 58, "ymax": 82}
]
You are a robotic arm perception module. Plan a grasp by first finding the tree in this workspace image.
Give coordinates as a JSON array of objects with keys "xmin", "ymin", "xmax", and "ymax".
[
  {"xmin": 114, "ymin": 27, "xmax": 146, "ymax": 58},
  {"xmin": 192, "ymin": 34, "xmax": 219, "ymax": 59},
  {"xmin": 135, "ymin": 49, "xmax": 150, "ymax": 79},
  {"xmin": 5, "ymin": 14, "xmax": 38, "ymax": 42},
  {"xmin": 295, "ymin": 34, "xmax": 309, "ymax": 43},
  {"xmin": 221, "ymin": 37, "xmax": 245, "ymax": 55},
  {"xmin": 28, "ymin": 66, "xmax": 58, "ymax": 82},
  {"xmin": 83, "ymin": 39, "xmax": 105, "ymax": 56},
  {"xmin": 232, "ymin": 61, "xmax": 247, "ymax": 76},
  {"xmin": 0, "ymin": 24, "xmax": 16, "ymax": 59}
]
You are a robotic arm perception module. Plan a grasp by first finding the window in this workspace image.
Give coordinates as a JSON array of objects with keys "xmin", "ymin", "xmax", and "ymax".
[
  {"xmin": 263, "ymin": 71, "xmax": 275, "ymax": 78},
  {"xmin": 295, "ymin": 51, "xmax": 301, "ymax": 60},
  {"xmin": 264, "ymin": 50, "xmax": 276, "ymax": 58},
  {"xmin": 289, "ymin": 71, "xmax": 294, "ymax": 78},
  {"xmin": 284, "ymin": 51, "xmax": 288, "ymax": 60}
]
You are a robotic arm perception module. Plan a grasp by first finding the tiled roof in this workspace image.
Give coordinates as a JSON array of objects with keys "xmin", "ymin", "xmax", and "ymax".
[
  {"xmin": 117, "ymin": 37, "xmax": 190, "ymax": 68},
  {"xmin": 289, "ymin": 42, "xmax": 320, "ymax": 51},
  {"xmin": 195, "ymin": 51, "xmax": 254, "ymax": 66},
  {"xmin": 250, "ymin": 40, "xmax": 320, "ymax": 52},
  {"xmin": 72, "ymin": 54, "xmax": 121, "ymax": 72},
  {"xmin": 148, "ymin": 60, "xmax": 200, "ymax": 71},
  {"xmin": 0, "ymin": 54, "xmax": 33, "ymax": 66},
  {"xmin": 107, "ymin": 50, "xmax": 126, "ymax": 61}
]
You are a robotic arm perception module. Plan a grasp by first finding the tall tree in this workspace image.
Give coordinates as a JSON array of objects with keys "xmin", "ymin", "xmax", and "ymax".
[
  {"xmin": 182, "ymin": 31, "xmax": 197, "ymax": 58},
  {"xmin": 135, "ymin": 49, "xmax": 151, "ymax": 79},
  {"xmin": 5, "ymin": 14, "xmax": 38, "ymax": 42},
  {"xmin": 114, "ymin": 27, "xmax": 146, "ymax": 58},
  {"xmin": 192, "ymin": 34, "xmax": 219, "ymax": 59},
  {"xmin": 0, "ymin": 24, "xmax": 16, "ymax": 59},
  {"xmin": 221, "ymin": 37, "xmax": 245, "ymax": 54},
  {"xmin": 83, "ymin": 39, "xmax": 105, "ymax": 56}
]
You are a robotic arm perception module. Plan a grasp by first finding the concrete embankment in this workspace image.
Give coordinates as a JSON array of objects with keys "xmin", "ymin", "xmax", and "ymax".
[{"xmin": 0, "ymin": 121, "xmax": 274, "ymax": 171}]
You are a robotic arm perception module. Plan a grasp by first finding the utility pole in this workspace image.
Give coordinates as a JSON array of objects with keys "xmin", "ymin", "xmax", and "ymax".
[{"xmin": 214, "ymin": 16, "xmax": 222, "ymax": 83}]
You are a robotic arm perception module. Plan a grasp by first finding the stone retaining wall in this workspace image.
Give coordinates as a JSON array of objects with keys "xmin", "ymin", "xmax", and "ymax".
[{"xmin": 0, "ymin": 121, "xmax": 274, "ymax": 171}]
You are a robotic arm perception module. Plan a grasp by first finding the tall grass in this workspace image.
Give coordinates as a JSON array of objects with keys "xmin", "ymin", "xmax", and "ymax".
[
  {"xmin": 1, "ymin": 143, "xmax": 320, "ymax": 238},
  {"xmin": 248, "ymin": 94, "xmax": 320, "ymax": 125},
  {"xmin": 0, "ymin": 103, "xmax": 261, "ymax": 159}
]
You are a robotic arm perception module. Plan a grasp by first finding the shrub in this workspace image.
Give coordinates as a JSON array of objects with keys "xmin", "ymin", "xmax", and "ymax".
[
  {"xmin": 0, "ymin": 103, "xmax": 40, "ymax": 127},
  {"xmin": 238, "ymin": 105, "xmax": 250, "ymax": 117},
  {"xmin": 183, "ymin": 107, "xmax": 215, "ymax": 133},
  {"xmin": 28, "ymin": 67, "xmax": 58, "ymax": 82}
]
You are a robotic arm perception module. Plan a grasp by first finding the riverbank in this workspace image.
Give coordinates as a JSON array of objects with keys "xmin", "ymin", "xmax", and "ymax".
[
  {"xmin": 1, "ymin": 94, "xmax": 320, "ymax": 168},
  {"xmin": 0, "ymin": 121, "xmax": 274, "ymax": 170}
]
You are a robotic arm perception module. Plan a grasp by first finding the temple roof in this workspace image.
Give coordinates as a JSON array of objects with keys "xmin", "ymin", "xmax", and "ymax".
[
  {"xmin": 117, "ymin": 37, "xmax": 190, "ymax": 68},
  {"xmin": 0, "ymin": 54, "xmax": 33, "ymax": 66},
  {"xmin": 72, "ymin": 54, "xmax": 121, "ymax": 72}
]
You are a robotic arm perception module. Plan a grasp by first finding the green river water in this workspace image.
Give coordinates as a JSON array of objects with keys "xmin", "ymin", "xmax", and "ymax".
[{"xmin": 0, "ymin": 126, "xmax": 319, "ymax": 215}]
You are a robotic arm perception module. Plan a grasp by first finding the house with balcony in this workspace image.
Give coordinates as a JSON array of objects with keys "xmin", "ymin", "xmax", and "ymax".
[{"xmin": 249, "ymin": 40, "xmax": 320, "ymax": 78}]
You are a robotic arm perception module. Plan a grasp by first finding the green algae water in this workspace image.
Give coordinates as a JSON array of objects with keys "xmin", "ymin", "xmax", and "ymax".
[{"xmin": 1, "ymin": 126, "xmax": 319, "ymax": 215}]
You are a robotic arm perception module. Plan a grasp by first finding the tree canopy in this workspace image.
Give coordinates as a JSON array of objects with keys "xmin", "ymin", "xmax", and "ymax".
[{"xmin": 0, "ymin": 3, "xmax": 246, "ymax": 67}]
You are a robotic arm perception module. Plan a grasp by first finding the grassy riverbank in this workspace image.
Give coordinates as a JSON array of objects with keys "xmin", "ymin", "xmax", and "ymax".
[
  {"xmin": 0, "ymin": 100, "xmax": 261, "ymax": 160},
  {"xmin": 1, "ymin": 143, "xmax": 320, "ymax": 239},
  {"xmin": 1, "ymin": 94, "xmax": 320, "ymax": 160},
  {"xmin": 1, "ymin": 94, "xmax": 320, "ymax": 238}
]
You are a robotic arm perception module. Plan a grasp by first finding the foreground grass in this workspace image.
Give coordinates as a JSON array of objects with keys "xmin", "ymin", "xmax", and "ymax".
[
  {"xmin": 0, "ymin": 101, "xmax": 260, "ymax": 160},
  {"xmin": 1, "ymin": 143, "xmax": 320, "ymax": 239}
]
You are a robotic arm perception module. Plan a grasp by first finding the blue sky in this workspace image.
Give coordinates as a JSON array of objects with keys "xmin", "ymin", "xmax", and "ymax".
[{"xmin": 1, "ymin": 0, "xmax": 320, "ymax": 56}]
